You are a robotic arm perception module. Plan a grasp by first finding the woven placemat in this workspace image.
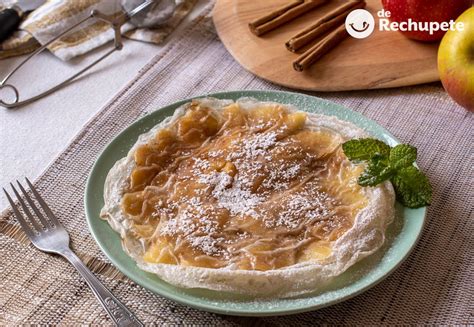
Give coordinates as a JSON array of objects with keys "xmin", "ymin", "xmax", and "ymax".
[{"xmin": 1, "ymin": 3, "xmax": 473, "ymax": 325}]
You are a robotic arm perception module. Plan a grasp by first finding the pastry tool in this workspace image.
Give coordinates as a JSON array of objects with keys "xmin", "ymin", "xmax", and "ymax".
[{"xmin": 0, "ymin": 0, "xmax": 172, "ymax": 109}]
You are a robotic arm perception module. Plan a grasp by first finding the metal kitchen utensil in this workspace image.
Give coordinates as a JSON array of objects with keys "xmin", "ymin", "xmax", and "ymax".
[
  {"xmin": 0, "ymin": 0, "xmax": 163, "ymax": 109},
  {"xmin": 4, "ymin": 178, "xmax": 144, "ymax": 326}
]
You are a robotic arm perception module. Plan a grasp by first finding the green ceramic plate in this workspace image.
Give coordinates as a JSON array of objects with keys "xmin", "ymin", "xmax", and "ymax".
[{"xmin": 85, "ymin": 90, "xmax": 426, "ymax": 316}]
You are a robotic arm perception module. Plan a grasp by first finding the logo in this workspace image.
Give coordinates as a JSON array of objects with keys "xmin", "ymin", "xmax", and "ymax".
[
  {"xmin": 377, "ymin": 9, "xmax": 464, "ymax": 34},
  {"xmin": 345, "ymin": 9, "xmax": 375, "ymax": 39},
  {"xmin": 345, "ymin": 9, "xmax": 465, "ymax": 39}
]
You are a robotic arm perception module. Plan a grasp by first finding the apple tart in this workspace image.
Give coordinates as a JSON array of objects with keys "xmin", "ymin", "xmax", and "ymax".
[{"xmin": 101, "ymin": 97, "xmax": 395, "ymax": 297}]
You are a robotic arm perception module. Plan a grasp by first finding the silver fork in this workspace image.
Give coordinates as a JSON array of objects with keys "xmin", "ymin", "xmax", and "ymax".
[{"xmin": 4, "ymin": 178, "xmax": 143, "ymax": 327}]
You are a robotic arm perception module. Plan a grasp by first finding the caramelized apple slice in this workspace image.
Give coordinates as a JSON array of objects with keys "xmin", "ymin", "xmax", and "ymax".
[
  {"xmin": 298, "ymin": 242, "xmax": 332, "ymax": 262},
  {"xmin": 130, "ymin": 166, "xmax": 159, "ymax": 191},
  {"xmin": 122, "ymin": 191, "xmax": 144, "ymax": 216}
]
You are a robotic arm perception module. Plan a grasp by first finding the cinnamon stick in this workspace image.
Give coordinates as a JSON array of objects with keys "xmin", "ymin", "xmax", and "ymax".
[
  {"xmin": 249, "ymin": 0, "xmax": 304, "ymax": 29},
  {"xmin": 286, "ymin": 0, "xmax": 366, "ymax": 52},
  {"xmin": 293, "ymin": 24, "xmax": 348, "ymax": 72},
  {"xmin": 249, "ymin": 0, "xmax": 329, "ymax": 36}
]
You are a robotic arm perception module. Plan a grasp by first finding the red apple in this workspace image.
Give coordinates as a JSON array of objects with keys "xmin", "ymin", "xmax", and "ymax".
[
  {"xmin": 381, "ymin": 0, "xmax": 471, "ymax": 42},
  {"xmin": 438, "ymin": 7, "xmax": 474, "ymax": 111}
]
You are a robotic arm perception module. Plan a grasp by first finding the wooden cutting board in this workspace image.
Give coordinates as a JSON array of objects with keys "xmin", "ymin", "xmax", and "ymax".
[{"xmin": 213, "ymin": 0, "xmax": 440, "ymax": 91}]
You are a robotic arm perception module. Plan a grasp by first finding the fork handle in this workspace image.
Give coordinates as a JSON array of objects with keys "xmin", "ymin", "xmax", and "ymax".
[{"xmin": 60, "ymin": 248, "xmax": 143, "ymax": 327}]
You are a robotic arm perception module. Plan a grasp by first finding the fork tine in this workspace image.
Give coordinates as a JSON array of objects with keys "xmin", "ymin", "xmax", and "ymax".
[
  {"xmin": 10, "ymin": 183, "xmax": 43, "ymax": 232},
  {"xmin": 16, "ymin": 180, "xmax": 51, "ymax": 229},
  {"xmin": 3, "ymin": 188, "xmax": 36, "ymax": 239},
  {"xmin": 25, "ymin": 177, "xmax": 61, "ymax": 227}
]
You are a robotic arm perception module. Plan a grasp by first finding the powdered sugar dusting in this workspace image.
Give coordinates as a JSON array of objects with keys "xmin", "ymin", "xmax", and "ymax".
[
  {"xmin": 101, "ymin": 97, "xmax": 395, "ymax": 299},
  {"xmin": 153, "ymin": 118, "xmax": 351, "ymax": 267},
  {"xmin": 233, "ymin": 131, "xmax": 277, "ymax": 159}
]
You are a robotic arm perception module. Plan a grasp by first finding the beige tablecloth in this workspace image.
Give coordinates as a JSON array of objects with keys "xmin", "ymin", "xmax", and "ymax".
[{"xmin": 1, "ymin": 3, "xmax": 473, "ymax": 325}]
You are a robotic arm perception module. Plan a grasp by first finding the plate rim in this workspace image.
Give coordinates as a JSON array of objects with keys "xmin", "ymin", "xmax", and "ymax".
[{"xmin": 85, "ymin": 90, "xmax": 426, "ymax": 316}]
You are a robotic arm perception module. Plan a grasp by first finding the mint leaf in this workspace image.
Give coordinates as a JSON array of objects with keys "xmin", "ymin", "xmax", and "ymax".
[
  {"xmin": 389, "ymin": 144, "xmax": 417, "ymax": 169},
  {"xmin": 358, "ymin": 156, "xmax": 394, "ymax": 186},
  {"xmin": 342, "ymin": 138, "xmax": 391, "ymax": 162},
  {"xmin": 392, "ymin": 166, "xmax": 432, "ymax": 208},
  {"xmin": 342, "ymin": 138, "xmax": 432, "ymax": 208}
]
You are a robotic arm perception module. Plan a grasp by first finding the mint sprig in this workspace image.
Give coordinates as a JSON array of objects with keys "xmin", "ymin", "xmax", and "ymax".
[
  {"xmin": 389, "ymin": 144, "xmax": 417, "ymax": 169},
  {"xmin": 358, "ymin": 155, "xmax": 394, "ymax": 187},
  {"xmin": 342, "ymin": 138, "xmax": 432, "ymax": 208},
  {"xmin": 342, "ymin": 138, "xmax": 391, "ymax": 161}
]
